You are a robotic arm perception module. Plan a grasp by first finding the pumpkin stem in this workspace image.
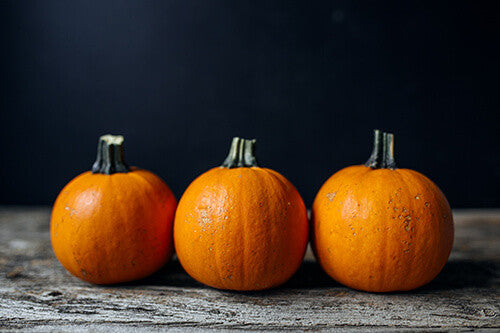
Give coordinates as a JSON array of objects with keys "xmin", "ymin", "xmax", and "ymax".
[
  {"xmin": 365, "ymin": 129, "xmax": 383, "ymax": 168},
  {"xmin": 221, "ymin": 137, "xmax": 258, "ymax": 168},
  {"xmin": 382, "ymin": 132, "xmax": 397, "ymax": 169},
  {"xmin": 365, "ymin": 129, "xmax": 397, "ymax": 169},
  {"xmin": 91, "ymin": 134, "xmax": 130, "ymax": 174}
]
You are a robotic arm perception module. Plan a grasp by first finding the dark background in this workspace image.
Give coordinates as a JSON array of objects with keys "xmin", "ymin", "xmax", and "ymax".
[{"xmin": 1, "ymin": 1, "xmax": 498, "ymax": 207}]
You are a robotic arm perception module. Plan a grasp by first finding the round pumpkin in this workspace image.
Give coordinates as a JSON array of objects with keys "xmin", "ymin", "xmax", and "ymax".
[
  {"xmin": 51, "ymin": 135, "xmax": 176, "ymax": 284},
  {"xmin": 312, "ymin": 130, "xmax": 454, "ymax": 292},
  {"xmin": 174, "ymin": 137, "xmax": 309, "ymax": 291}
]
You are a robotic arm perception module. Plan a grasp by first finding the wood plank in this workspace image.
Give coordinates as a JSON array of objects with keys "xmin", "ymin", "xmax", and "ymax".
[{"xmin": 0, "ymin": 207, "xmax": 498, "ymax": 330}]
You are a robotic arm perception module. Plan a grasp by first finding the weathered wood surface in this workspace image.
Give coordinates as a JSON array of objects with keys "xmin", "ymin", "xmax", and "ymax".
[{"xmin": 0, "ymin": 207, "xmax": 498, "ymax": 331}]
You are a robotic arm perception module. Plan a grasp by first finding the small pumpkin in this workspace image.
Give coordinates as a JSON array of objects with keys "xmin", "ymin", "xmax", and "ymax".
[
  {"xmin": 51, "ymin": 135, "xmax": 176, "ymax": 284},
  {"xmin": 312, "ymin": 130, "xmax": 454, "ymax": 292},
  {"xmin": 174, "ymin": 137, "xmax": 309, "ymax": 291}
]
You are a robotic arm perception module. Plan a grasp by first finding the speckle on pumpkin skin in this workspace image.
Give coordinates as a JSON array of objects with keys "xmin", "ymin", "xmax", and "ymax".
[
  {"xmin": 425, "ymin": 202, "xmax": 430, "ymax": 207},
  {"xmin": 326, "ymin": 192, "xmax": 337, "ymax": 201},
  {"xmin": 65, "ymin": 206, "xmax": 77, "ymax": 216}
]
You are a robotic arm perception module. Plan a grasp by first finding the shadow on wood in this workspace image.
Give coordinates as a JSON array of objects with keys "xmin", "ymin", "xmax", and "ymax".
[
  {"xmin": 114, "ymin": 258, "xmax": 498, "ymax": 292},
  {"xmin": 421, "ymin": 260, "xmax": 498, "ymax": 291}
]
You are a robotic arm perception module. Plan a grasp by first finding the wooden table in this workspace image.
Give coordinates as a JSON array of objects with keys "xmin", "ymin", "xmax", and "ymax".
[{"xmin": 0, "ymin": 207, "xmax": 498, "ymax": 331}]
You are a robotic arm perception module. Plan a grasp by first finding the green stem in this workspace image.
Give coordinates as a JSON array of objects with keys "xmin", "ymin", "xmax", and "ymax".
[
  {"xmin": 221, "ymin": 137, "xmax": 258, "ymax": 168},
  {"xmin": 91, "ymin": 135, "xmax": 130, "ymax": 174},
  {"xmin": 365, "ymin": 129, "xmax": 383, "ymax": 168},
  {"xmin": 365, "ymin": 129, "xmax": 397, "ymax": 169},
  {"xmin": 382, "ymin": 132, "xmax": 397, "ymax": 169}
]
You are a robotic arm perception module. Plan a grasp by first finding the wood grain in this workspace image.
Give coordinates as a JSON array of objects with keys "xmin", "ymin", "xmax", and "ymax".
[{"xmin": 0, "ymin": 207, "xmax": 498, "ymax": 331}]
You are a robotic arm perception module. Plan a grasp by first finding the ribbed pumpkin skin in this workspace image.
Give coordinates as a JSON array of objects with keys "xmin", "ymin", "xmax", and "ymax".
[
  {"xmin": 174, "ymin": 167, "xmax": 309, "ymax": 291},
  {"xmin": 312, "ymin": 165, "xmax": 454, "ymax": 292},
  {"xmin": 51, "ymin": 168, "xmax": 177, "ymax": 284}
]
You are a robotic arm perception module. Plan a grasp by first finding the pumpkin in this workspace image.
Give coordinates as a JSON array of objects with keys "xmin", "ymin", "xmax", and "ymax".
[
  {"xmin": 312, "ymin": 130, "xmax": 454, "ymax": 292},
  {"xmin": 173, "ymin": 137, "xmax": 309, "ymax": 291},
  {"xmin": 51, "ymin": 135, "xmax": 176, "ymax": 284}
]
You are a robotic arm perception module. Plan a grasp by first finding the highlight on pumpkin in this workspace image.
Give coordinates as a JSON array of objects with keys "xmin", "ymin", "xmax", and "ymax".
[
  {"xmin": 311, "ymin": 129, "xmax": 454, "ymax": 292},
  {"xmin": 173, "ymin": 137, "xmax": 309, "ymax": 291},
  {"xmin": 50, "ymin": 134, "xmax": 177, "ymax": 284}
]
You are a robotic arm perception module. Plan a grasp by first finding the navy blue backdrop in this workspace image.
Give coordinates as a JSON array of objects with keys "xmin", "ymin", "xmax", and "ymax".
[{"xmin": 1, "ymin": 1, "xmax": 498, "ymax": 207}]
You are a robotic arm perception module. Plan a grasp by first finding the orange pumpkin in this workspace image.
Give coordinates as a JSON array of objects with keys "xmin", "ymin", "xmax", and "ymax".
[
  {"xmin": 174, "ymin": 137, "xmax": 309, "ymax": 291},
  {"xmin": 312, "ymin": 130, "xmax": 454, "ymax": 292},
  {"xmin": 51, "ymin": 135, "xmax": 176, "ymax": 284}
]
